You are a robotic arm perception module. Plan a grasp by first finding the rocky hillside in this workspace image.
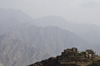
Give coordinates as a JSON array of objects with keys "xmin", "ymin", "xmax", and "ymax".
[
  {"xmin": 28, "ymin": 47, "xmax": 100, "ymax": 66},
  {"xmin": 0, "ymin": 8, "xmax": 92, "ymax": 66},
  {"xmin": 0, "ymin": 25, "xmax": 90, "ymax": 66},
  {"xmin": 0, "ymin": 25, "xmax": 89, "ymax": 65}
]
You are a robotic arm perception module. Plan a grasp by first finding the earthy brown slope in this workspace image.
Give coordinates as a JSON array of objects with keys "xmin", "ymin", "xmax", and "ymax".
[{"xmin": 28, "ymin": 47, "xmax": 100, "ymax": 66}]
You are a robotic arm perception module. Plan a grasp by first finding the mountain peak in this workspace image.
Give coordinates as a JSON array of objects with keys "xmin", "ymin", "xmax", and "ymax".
[{"xmin": 0, "ymin": 8, "xmax": 33, "ymax": 23}]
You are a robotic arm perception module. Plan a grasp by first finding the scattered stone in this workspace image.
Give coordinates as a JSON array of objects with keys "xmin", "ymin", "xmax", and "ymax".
[{"xmin": 27, "ymin": 47, "xmax": 100, "ymax": 66}]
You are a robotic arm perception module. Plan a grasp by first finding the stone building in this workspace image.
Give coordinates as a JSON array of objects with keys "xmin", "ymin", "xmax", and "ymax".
[
  {"xmin": 86, "ymin": 49, "xmax": 94, "ymax": 55},
  {"xmin": 72, "ymin": 47, "xmax": 77, "ymax": 53},
  {"xmin": 62, "ymin": 47, "xmax": 77, "ymax": 56},
  {"xmin": 86, "ymin": 49, "xmax": 94, "ymax": 59}
]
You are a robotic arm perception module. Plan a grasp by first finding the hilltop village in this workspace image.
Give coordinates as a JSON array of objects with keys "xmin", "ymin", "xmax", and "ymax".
[{"xmin": 28, "ymin": 47, "xmax": 100, "ymax": 66}]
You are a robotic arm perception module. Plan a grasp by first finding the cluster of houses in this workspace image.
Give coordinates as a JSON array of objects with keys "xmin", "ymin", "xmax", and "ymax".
[
  {"xmin": 58, "ymin": 47, "xmax": 99, "ymax": 66},
  {"xmin": 61, "ymin": 47, "xmax": 98, "ymax": 59}
]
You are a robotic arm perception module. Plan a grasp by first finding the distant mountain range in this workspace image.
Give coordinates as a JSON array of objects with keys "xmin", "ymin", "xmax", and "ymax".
[
  {"xmin": 33, "ymin": 16, "xmax": 100, "ymax": 46},
  {"xmin": 0, "ymin": 8, "xmax": 100, "ymax": 66}
]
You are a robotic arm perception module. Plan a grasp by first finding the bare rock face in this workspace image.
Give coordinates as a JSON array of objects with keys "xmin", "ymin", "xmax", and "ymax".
[
  {"xmin": 28, "ymin": 47, "xmax": 100, "ymax": 66},
  {"xmin": 0, "ymin": 63, "xmax": 3, "ymax": 66},
  {"xmin": 0, "ymin": 24, "xmax": 89, "ymax": 66}
]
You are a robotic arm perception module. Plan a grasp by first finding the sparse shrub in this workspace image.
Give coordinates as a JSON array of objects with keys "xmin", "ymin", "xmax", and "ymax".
[
  {"xmin": 80, "ymin": 52, "xmax": 84, "ymax": 56},
  {"xmin": 76, "ymin": 54, "xmax": 79, "ymax": 56}
]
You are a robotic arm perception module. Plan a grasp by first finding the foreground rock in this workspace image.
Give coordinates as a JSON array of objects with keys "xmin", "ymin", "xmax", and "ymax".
[{"xmin": 28, "ymin": 47, "xmax": 100, "ymax": 66}]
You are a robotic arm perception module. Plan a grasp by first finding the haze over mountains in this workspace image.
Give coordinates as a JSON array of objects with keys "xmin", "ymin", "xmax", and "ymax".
[
  {"xmin": 0, "ymin": 8, "xmax": 33, "ymax": 23},
  {"xmin": 33, "ymin": 16, "xmax": 100, "ymax": 46},
  {"xmin": 0, "ymin": 8, "xmax": 100, "ymax": 66}
]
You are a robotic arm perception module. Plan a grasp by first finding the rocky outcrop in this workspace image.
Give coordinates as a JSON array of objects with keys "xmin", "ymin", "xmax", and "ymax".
[{"xmin": 28, "ymin": 47, "xmax": 100, "ymax": 66}]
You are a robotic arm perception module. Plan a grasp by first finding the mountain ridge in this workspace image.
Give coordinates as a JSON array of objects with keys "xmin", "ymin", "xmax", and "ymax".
[
  {"xmin": 0, "ymin": 8, "xmax": 99, "ymax": 66},
  {"xmin": 33, "ymin": 16, "xmax": 100, "ymax": 46}
]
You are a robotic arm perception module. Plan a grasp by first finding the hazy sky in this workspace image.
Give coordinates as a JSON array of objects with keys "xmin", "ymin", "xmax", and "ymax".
[{"xmin": 0, "ymin": 0, "xmax": 100, "ymax": 26}]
